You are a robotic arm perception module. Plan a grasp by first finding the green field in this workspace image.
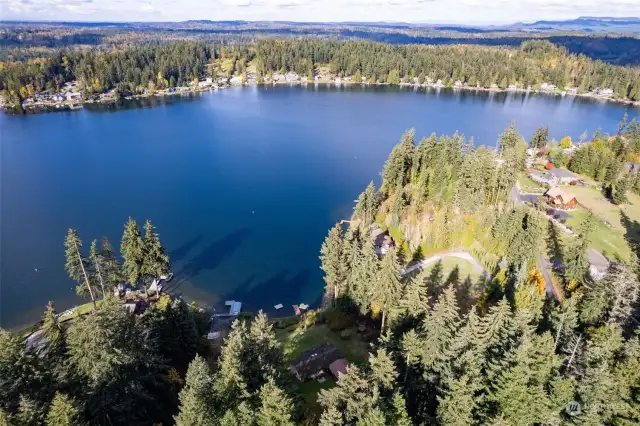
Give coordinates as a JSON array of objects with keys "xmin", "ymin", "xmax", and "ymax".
[
  {"xmin": 275, "ymin": 323, "xmax": 371, "ymax": 413},
  {"xmin": 518, "ymin": 174, "xmax": 545, "ymax": 193},
  {"xmin": 419, "ymin": 256, "xmax": 484, "ymax": 283},
  {"xmin": 562, "ymin": 185, "xmax": 638, "ymax": 262}
]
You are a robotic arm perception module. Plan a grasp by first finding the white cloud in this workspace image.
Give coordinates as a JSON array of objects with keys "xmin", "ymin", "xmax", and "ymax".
[{"xmin": 1, "ymin": 0, "xmax": 639, "ymax": 23}]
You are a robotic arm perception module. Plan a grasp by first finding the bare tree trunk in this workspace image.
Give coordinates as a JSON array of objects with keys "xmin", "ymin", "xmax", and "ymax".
[
  {"xmin": 95, "ymin": 260, "xmax": 105, "ymax": 299},
  {"xmin": 381, "ymin": 310, "xmax": 387, "ymax": 334},
  {"xmin": 75, "ymin": 242, "xmax": 96, "ymax": 309},
  {"xmin": 334, "ymin": 284, "xmax": 338, "ymax": 303},
  {"xmin": 567, "ymin": 334, "xmax": 582, "ymax": 368},
  {"xmin": 554, "ymin": 311, "xmax": 566, "ymax": 350}
]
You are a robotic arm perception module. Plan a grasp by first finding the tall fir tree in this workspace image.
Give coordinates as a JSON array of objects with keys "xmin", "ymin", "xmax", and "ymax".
[
  {"xmin": 374, "ymin": 246, "xmax": 403, "ymax": 333},
  {"xmin": 120, "ymin": 217, "xmax": 145, "ymax": 288},
  {"xmin": 175, "ymin": 356, "xmax": 215, "ymax": 426},
  {"xmin": 99, "ymin": 236, "xmax": 124, "ymax": 288},
  {"xmin": 89, "ymin": 239, "xmax": 106, "ymax": 297},
  {"xmin": 64, "ymin": 229, "xmax": 96, "ymax": 308},
  {"xmin": 320, "ymin": 224, "xmax": 345, "ymax": 302},
  {"xmin": 46, "ymin": 393, "xmax": 81, "ymax": 426},
  {"xmin": 257, "ymin": 378, "xmax": 295, "ymax": 426},
  {"xmin": 142, "ymin": 219, "xmax": 170, "ymax": 285}
]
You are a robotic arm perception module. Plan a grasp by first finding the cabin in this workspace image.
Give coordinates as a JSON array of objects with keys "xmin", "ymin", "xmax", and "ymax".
[
  {"xmin": 588, "ymin": 249, "xmax": 610, "ymax": 281},
  {"xmin": 329, "ymin": 358, "xmax": 349, "ymax": 380},
  {"xmin": 208, "ymin": 300, "xmax": 243, "ymax": 340},
  {"xmin": 123, "ymin": 299, "xmax": 148, "ymax": 315},
  {"xmin": 290, "ymin": 344, "xmax": 344, "ymax": 381},
  {"xmin": 544, "ymin": 187, "xmax": 578, "ymax": 210},
  {"xmin": 370, "ymin": 226, "xmax": 395, "ymax": 256}
]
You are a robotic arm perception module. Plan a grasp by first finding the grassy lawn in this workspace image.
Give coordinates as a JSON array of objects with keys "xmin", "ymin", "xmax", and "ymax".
[
  {"xmin": 557, "ymin": 182, "xmax": 639, "ymax": 261},
  {"xmin": 275, "ymin": 324, "xmax": 370, "ymax": 365},
  {"xmin": 518, "ymin": 174, "xmax": 545, "ymax": 193},
  {"xmin": 565, "ymin": 208, "xmax": 632, "ymax": 261},
  {"xmin": 420, "ymin": 257, "xmax": 483, "ymax": 283},
  {"xmin": 275, "ymin": 323, "xmax": 371, "ymax": 415}
]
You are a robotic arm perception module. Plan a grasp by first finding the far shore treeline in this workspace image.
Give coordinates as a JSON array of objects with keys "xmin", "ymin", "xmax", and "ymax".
[{"xmin": 2, "ymin": 38, "xmax": 640, "ymax": 107}]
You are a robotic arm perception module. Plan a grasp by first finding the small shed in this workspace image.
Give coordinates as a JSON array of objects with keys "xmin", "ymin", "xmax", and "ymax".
[
  {"xmin": 544, "ymin": 187, "xmax": 578, "ymax": 210},
  {"xmin": 329, "ymin": 358, "xmax": 349, "ymax": 379},
  {"xmin": 290, "ymin": 344, "xmax": 344, "ymax": 381}
]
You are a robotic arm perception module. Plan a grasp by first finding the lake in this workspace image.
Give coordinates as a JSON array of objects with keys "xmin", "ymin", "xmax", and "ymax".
[{"xmin": 1, "ymin": 84, "xmax": 636, "ymax": 328}]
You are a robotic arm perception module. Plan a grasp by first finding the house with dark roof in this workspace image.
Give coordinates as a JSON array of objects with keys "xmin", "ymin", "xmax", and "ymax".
[
  {"xmin": 370, "ymin": 226, "xmax": 395, "ymax": 256},
  {"xmin": 531, "ymin": 168, "xmax": 577, "ymax": 186},
  {"xmin": 290, "ymin": 344, "xmax": 344, "ymax": 381}
]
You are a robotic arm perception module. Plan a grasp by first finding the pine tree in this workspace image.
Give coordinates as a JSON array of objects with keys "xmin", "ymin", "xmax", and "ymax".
[
  {"xmin": 142, "ymin": 219, "xmax": 170, "ymax": 287},
  {"xmin": 369, "ymin": 349, "xmax": 397, "ymax": 391},
  {"xmin": 488, "ymin": 332, "xmax": 560, "ymax": 425},
  {"xmin": 382, "ymin": 130, "xmax": 415, "ymax": 193},
  {"xmin": 564, "ymin": 211, "xmax": 596, "ymax": 285},
  {"xmin": 581, "ymin": 262, "xmax": 639, "ymax": 328},
  {"xmin": 89, "ymin": 239, "xmax": 106, "ymax": 297},
  {"xmin": 399, "ymin": 267, "xmax": 429, "ymax": 317},
  {"xmin": 418, "ymin": 286, "xmax": 460, "ymax": 374},
  {"xmin": 529, "ymin": 125, "xmax": 549, "ymax": 150},
  {"xmin": 0, "ymin": 330, "xmax": 47, "ymax": 414},
  {"xmin": 318, "ymin": 365, "xmax": 372, "ymax": 424},
  {"xmin": 64, "ymin": 229, "xmax": 96, "ymax": 308},
  {"xmin": 46, "ymin": 393, "xmax": 81, "ymax": 426},
  {"xmin": 0, "ymin": 409, "xmax": 10, "ymax": 426},
  {"xmin": 121, "ymin": 217, "xmax": 145, "ymax": 290},
  {"xmin": 375, "ymin": 246, "xmax": 403, "ymax": 332},
  {"xmin": 390, "ymin": 393, "xmax": 411, "ymax": 426},
  {"xmin": 40, "ymin": 302, "xmax": 67, "ymax": 383},
  {"xmin": 175, "ymin": 356, "xmax": 215, "ymax": 426},
  {"xmin": 17, "ymin": 395, "xmax": 45, "ymax": 426},
  {"xmin": 257, "ymin": 379, "xmax": 294, "ymax": 426},
  {"xmin": 437, "ymin": 374, "xmax": 476, "ymax": 426},
  {"xmin": 612, "ymin": 173, "xmax": 632, "ymax": 205},
  {"xmin": 320, "ymin": 224, "xmax": 345, "ymax": 301},
  {"xmin": 350, "ymin": 237, "xmax": 379, "ymax": 315},
  {"xmin": 66, "ymin": 300, "xmax": 169, "ymax": 425},
  {"xmin": 99, "ymin": 237, "xmax": 123, "ymax": 288}
]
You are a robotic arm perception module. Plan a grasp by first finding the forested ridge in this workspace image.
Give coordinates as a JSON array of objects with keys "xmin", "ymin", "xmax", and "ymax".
[
  {"xmin": 1, "ymin": 123, "xmax": 639, "ymax": 425},
  {"xmin": 2, "ymin": 38, "xmax": 640, "ymax": 107}
]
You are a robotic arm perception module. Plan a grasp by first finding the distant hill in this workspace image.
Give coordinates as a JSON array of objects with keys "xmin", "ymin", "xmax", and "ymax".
[{"xmin": 516, "ymin": 16, "xmax": 640, "ymax": 33}]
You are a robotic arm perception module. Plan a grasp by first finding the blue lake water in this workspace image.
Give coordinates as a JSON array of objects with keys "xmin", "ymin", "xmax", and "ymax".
[{"xmin": 1, "ymin": 84, "xmax": 636, "ymax": 328}]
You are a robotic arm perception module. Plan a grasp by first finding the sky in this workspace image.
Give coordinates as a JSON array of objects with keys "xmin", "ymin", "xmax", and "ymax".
[{"xmin": 2, "ymin": 0, "xmax": 640, "ymax": 25}]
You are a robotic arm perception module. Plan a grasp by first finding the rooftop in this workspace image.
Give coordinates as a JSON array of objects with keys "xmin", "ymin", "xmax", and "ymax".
[
  {"xmin": 546, "ymin": 168, "xmax": 576, "ymax": 178},
  {"xmin": 545, "ymin": 187, "xmax": 576, "ymax": 201}
]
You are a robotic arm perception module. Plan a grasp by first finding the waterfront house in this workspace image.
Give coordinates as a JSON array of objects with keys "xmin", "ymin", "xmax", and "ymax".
[
  {"xmin": 290, "ymin": 344, "xmax": 344, "ymax": 381},
  {"xmin": 544, "ymin": 187, "xmax": 578, "ymax": 210},
  {"xmin": 370, "ymin": 226, "xmax": 395, "ymax": 256},
  {"xmin": 229, "ymin": 76, "xmax": 243, "ymax": 85},
  {"xmin": 540, "ymin": 83, "xmax": 556, "ymax": 92}
]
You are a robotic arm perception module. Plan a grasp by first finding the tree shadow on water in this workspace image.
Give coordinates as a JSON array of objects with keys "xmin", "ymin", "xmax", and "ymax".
[
  {"xmin": 168, "ymin": 233, "xmax": 205, "ymax": 263},
  {"xmin": 224, "ymin": 268, "xmax": 312, "ymax": 315},
  {"xmin": 178, "ymin": 228, "xmax": 253, "ymax": 279}
]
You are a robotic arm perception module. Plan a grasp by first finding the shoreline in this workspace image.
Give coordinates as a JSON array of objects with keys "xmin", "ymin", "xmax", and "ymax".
[{"xmin": 4, "ymin": 79, "xmax": 639, "ymax": 114}]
